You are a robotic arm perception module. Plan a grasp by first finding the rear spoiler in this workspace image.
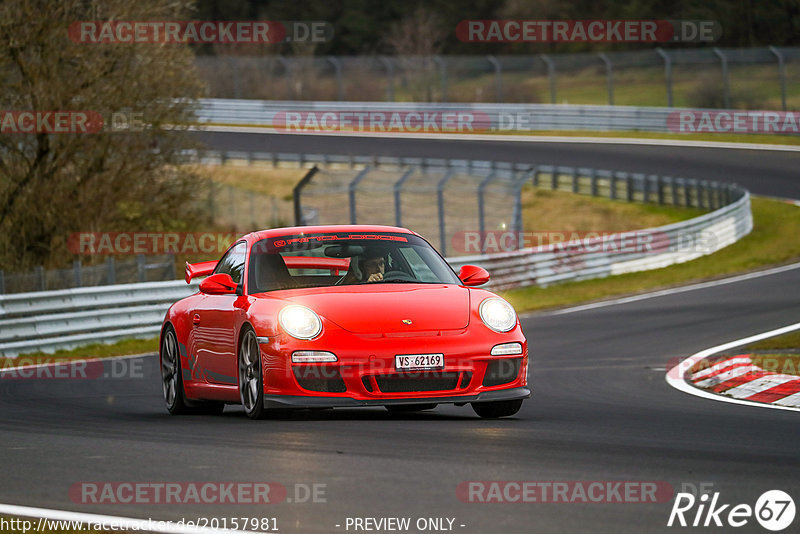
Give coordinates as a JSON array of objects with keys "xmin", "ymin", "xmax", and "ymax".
[{"xmin": 185, "ymin": 261, "xmax": 217, "ymax": 284}]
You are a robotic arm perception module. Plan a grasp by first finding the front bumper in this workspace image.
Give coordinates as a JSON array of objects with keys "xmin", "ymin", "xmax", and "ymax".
[{"xmin": 263, "ymin": 386, "xmax": 531, "ymax": 409}]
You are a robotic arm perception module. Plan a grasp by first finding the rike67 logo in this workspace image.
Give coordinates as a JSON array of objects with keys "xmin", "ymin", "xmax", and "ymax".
[{"xmin": 668, "ymin": 490, "xmax": 795, "ymax": 531}]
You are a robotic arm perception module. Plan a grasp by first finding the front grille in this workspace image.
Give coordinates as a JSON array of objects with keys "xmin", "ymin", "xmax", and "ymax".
[
  {"xmin": 482, "ymin": 358, "xmax": 522, "ymax": 387},
  {"xmin": 293, "ymin": 366, "xmax": 347, "ymax": 393},
  {"xmin": 375, "ymin": 372, "xmax": 460, "ymax": 393}
]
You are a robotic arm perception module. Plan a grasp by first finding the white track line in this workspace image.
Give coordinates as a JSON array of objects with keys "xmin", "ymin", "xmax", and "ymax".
[
  {"xmin": 665, "ymin": 322, "xmax": 800, "ymax": 412},
  {"xmin": 537, "ymin": 261, "xmax": 800, "ymax": 317},
  {"xmin": 0, "ymin": 503, "xmax": 263, "ymax": 534},
  {"xmin": 197, "ymin": 125, "xmax": 800, "ymax": 152},
  {"xmin": 775, "ymin": 392, "xmax": 800, "ymax": 407}
]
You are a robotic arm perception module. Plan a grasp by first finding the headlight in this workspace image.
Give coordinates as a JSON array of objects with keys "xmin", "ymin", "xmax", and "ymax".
[
  {"xmin": 479, "ymin": 297, "xmax": 517, "ymax": 333},
  {"xmin": 279, "ymin": 305, "xmax": 322, "ymax": 340}
]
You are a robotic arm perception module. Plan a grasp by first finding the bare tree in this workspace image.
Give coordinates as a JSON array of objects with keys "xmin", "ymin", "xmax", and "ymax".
[
  {"xmin": 0, "ymin": 0, "xmax": 206, "ymax": 268},
  {"xmin": 385, "ymin": 8, "xmax": 446, "ymax": 102}
]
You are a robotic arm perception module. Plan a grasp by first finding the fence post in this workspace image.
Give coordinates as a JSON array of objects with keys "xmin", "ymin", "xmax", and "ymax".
[
  {"xmin": 73, "ymin": 259, "xmax": 82, "ymax": 288},
  {"xmin": 106, "ymin": 257, "xmax": 116, "ymax": 285},
  {"xmin": 348, "ymin": 166, "xmax": 372, "ymax": 225},
  {"xmin": 433, "ymin": 56, "xmax": 448, "ymax": 102},
  {"xmin": 625, "ymin": 173, "xmax": 634, "ymax": 202},
  {"xmin": 656, "ymin": 48, "xmax": 673, "ymax": 107},
  {"xmin": 657, "ymin": 176, "xmax": 665, "ymax": 205},
  {"xmin": 769, "ymin": 46, "xmax": 787, "ymax": 112},
  {"xmin": 35, "ymin": 265, "xmax": 45, "ymax": 291},
  {"xmin": 668, "ymin": 177, "xmax": 678, "ymax": 206},
  {"xmin": 228, "ymin": 56, "xmax": 241, "ymax": 99},
  {"xmin": 699, "ymin": 181, "xmax": 708, "ymax": 210},
  {"xmin": 598, "ymin": 53, "xmax": 614, "ymax": 106},
  {"xmin": 379, "ymin": 56, "xmax": 395, "ymax": 102},
  {"xmin": 437, "ymin": 170, "xmax": 456, "ymax": 255},
  {"xmin": 487, "ymin": 55, "xmax": 503, "ymax": 103},
  {"xmin": 610, "ymin": 172, "xmax": 618, "ymax": 200},
  {"xmin": 328, "ymin": 57, "xmax": 344, "ymax": 101},
  {"xmin": 277, "ymin": 56, "xmax": 293, "ymax": 99},
  {"xmin": 393, "ymin": 166, "xmax": 416, "ymax": 227},
  {"xmin": 0, "ymin": 269, "xmax": 4, "ymax": 294},
  {"xmin": 293, "ymin": 166, "xmax": 319, "ymax": 226},
  {"xmin": 713, "ymin": 48, "xmax": 731, "ymax": 108},
  {"xmin": 478, "ymin": 171, "xmax": 497, "ymax": 252},
  {"xmin": 228, "ymin": 185, "xmax": 235, "ymax": 229},
  {"xmin": 590, "ymin": 169, "xmax": 598, "ymax": 197},
  {"xmin": 512, "ymin": 168, "xmax": 535, "ymax": 236},
  {"xmin": 571, "ymin": 168, "xmax": 579, "ymax": 194},
  {"xmin": 207, "ymin": 178, "xmax": 215, "ymax": 222},
  {"xmin": 540, "ymin": 54, "xmax": 556, "ymax": 104},
  {"xmin": 137, "ymin": 254, "xmax": 146, "ymax": 282}
]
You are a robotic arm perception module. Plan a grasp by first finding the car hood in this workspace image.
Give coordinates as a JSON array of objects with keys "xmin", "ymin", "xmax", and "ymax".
[{"xmin": 284, "ymin": 284, "xmax": 470, "ymax": 333}]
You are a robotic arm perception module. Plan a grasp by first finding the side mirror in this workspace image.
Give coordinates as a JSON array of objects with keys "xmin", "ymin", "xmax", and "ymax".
[
  {"xmin": 199, "ymin": 273, "xmax": 238, "ymax": 295},
  {"xmin": 458, "ymin": 265, "xmax": 490, "ymax": 287}
]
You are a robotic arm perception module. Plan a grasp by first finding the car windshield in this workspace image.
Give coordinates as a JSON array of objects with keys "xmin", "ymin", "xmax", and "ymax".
[{"xmin": 247, "ymin": 231, "xmax": 461, "ymax": 293}]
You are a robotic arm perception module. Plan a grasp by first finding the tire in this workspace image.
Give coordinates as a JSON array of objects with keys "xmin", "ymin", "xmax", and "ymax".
[
  {"xmin": 160, "ymin": 325, "xmax": 191, "ymax": 415},
  {"xmin": 471, "ymin": 399, "xmax": 523, "ymax": 419},
  {"xmin": 385, "ymin": 403, "xmax": 438, "ymax": 413},
  {"xmin": 238, "ymin": 327, "xmax": 266, "ymax": 419},
  {"xmin": 161, "ymin": 325, "xmax": 225, "ymax": 416}
]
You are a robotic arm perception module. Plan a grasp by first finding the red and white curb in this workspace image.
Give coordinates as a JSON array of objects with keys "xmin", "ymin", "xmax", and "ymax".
[
  {"xmin": 666, "ymin": 322, "xmax": 800, "ymax": 412},
  {"xmin": 688, "ymin": 354, "xmax": 800, "ymax": 407}
]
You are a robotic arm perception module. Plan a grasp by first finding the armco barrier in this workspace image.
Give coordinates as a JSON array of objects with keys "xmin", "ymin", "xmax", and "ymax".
[
  {"xmin": 1, "ymin": 154, "xmax": 751, "ymax": 357},
  {"xmin": 195, "ymin": 98, "xmax": 800, "ymax": 134},
  {"xmin": 196, "ymin": 98, "xmax": 675, "ymax": 133}
]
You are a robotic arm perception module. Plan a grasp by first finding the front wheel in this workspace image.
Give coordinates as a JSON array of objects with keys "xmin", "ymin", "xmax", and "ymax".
[
  {"xmin": 238, "ymin": 328, "xmax": 266, "ymax": 419},
  {"xmin": 471, "ymin": 399, "xmax": 523, "ymax": 418}
]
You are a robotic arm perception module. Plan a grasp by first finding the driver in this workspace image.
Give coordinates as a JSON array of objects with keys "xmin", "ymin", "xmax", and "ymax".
[{"xmin": 338, "ymin": 249, "xmax": 385, "ymax": 284}]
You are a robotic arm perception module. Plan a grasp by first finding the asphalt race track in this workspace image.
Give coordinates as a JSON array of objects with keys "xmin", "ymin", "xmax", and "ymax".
[{"xmin": 2, "ymin": 133, "xmax": 799, "ymax": 533}]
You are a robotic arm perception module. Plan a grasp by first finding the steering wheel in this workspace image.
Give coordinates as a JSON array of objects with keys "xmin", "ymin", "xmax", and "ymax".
[{"xmin": 382, "ymin": 270, "xmax": 416, "ymax": 282}]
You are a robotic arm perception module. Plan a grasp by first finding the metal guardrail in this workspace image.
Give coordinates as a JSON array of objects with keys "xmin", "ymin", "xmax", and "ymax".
[
  {"xmin": 195, "ymin": 98, "xmax": 799, "ymax": 134},
  {"xmin": 0, "ymin": 281, "xmax": 197, "ymax": 356},
  {"xmin": 448, "ymin": 192, "xmax": 752, "ymax": 290},
  {"xmin": 2, "ymin": 153, "xmax": 752, "ymax": 357},
  {"xmin": 197, "ymin": 98, "xmax": 680, "ymax": 133}
]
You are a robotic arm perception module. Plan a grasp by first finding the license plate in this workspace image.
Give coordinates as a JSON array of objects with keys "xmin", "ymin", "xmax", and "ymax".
[{"xmin": 395, "ymin": 354, "xmax": 444, "ymax": 371}]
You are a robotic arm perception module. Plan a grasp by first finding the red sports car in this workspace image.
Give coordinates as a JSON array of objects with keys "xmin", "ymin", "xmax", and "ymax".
[{"xmin": 159, "ymin": 225, "xmax": 530, "ymax": 419}]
